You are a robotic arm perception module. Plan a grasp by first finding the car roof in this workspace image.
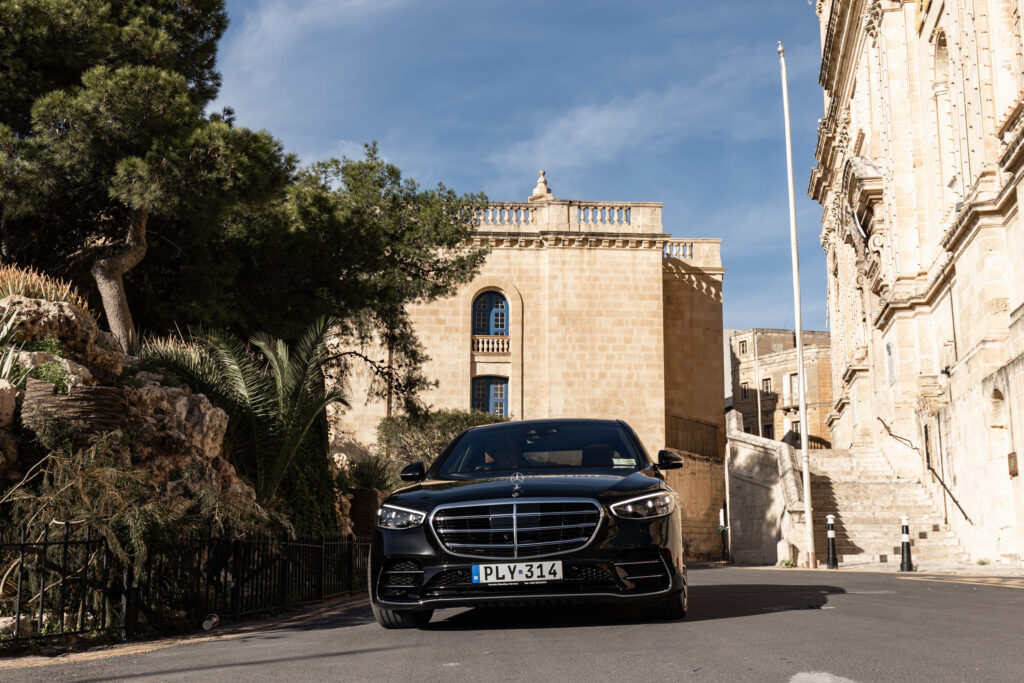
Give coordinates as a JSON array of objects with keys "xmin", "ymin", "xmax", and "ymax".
[{"xmin": 467, "ymin": 418, "xmax": 624, "ymax": 432}]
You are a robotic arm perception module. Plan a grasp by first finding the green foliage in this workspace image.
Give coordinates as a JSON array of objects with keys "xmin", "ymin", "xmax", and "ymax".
[
  {"xmin": 28, "ymin": 360, "xmax": 69, "ymax": 395},
  {"xmin": 781, "ymin": 559, "xmax": 796, "ymax": 568},
  {"xmin": 142, "ymin": 317, "xmax": 344, "ymax": 532},
  {"xmin": 0, "ymin": 307, "xmax": 28, "ymax": 387},
  {"xmin": 23, "ymin": 337, "xmax": 62, "ymax": 356},
  {"xmin": 376, "ymin": 408, "xmax": 508, "ymax": 469},
  {"xmin": 977, "ymin": 559, "xmax": 989, "ymax": 566},
  {"xmin": 0, "ymin": 1, "xmax": 291, "ymax": 345},
  {"xmin": 211, "ymin": 143, "xmax": 488, "ymax": 408},
  {"xmin": 348, "ymin": 457, "xmax": 397, "ymax": 493}
]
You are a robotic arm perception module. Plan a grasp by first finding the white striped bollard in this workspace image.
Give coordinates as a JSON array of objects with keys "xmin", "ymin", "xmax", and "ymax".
[
  {"xmin": 899, "ymin": 515, "xmax": 913, "ymax": 572},
  {"xmin": 826, "ymin": 514, "xmax": 838, "ymax": 569}
]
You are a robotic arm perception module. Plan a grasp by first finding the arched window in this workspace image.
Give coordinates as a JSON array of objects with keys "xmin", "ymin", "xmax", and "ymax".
[
  {"xmin": 473, "ymin": 292, "xmax": 508, "ymax": 336},
  {"xmin": 472, "ymin": 376, "xmax": 508, "ymax": 416}
]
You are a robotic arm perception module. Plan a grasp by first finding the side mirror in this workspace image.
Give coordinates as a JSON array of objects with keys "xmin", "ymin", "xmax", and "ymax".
[
  {"xmin": 657, "ymin": 449, "xmax": 685, "ymax": 470},
  {"xmin": 400, "ymin": 461, "xmax": 426, "ymax": 482}
]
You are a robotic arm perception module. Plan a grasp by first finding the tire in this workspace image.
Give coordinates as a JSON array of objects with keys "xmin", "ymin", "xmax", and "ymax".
[
  {"xmin": 371, "ymin": 602, "xmax": 433, "ymax": 629},
  {"xmin": 642, "ymin": 590, "xmax": 687, "ymax": 621}
]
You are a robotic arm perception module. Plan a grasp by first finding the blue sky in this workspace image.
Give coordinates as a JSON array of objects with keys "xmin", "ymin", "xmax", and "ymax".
[{"xmin": 215, "ymin": 0, "xmax": 827, "ymax": 331}]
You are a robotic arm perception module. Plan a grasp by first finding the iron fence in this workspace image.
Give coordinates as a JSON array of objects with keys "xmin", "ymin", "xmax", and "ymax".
[{"xmin": 0, "ymin": 526, "xmax": 369, "ymax": 646}]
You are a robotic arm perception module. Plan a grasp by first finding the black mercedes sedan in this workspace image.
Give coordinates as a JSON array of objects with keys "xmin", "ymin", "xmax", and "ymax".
[{"xmin": 368, "ymin": 418, "xmax": 688, "ymax": 628}]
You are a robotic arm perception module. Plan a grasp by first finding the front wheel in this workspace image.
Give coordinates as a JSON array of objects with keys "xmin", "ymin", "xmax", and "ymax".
[
  {"xmin": 642, "ymin": 590, "xmax": 687, "ymax": 621},
  {"xmin": 371, "ymin": 602, "xmax": 433, "ymax": 629}
]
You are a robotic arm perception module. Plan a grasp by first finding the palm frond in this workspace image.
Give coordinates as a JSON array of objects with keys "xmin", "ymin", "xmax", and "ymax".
[{"xmin": 142, "ymin": 317, "xmax": 346, "ymax": 529}]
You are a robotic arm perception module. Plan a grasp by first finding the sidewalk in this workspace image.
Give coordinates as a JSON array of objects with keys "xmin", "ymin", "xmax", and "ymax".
[
  {"xmin": 832, "ymin": 558, "xmax": 1024, "ymax": 577},
  {"xmin": 0, "ymin": 594, "xmax": 370, "ymax": 671},
  {"xmin": 695, "ymin": 558, "xmax": 1024, "ymax": 577}
]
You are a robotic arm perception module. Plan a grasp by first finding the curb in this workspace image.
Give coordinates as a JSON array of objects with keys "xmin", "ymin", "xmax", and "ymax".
[{"xmin": 0, "ymin": 594, "xmax": 370, "ymax": 671}]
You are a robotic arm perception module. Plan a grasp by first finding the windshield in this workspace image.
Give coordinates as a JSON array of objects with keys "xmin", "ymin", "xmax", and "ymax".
[{"xmin": 433, "ymin": 422, "xmax": 646, "ymax": 479}]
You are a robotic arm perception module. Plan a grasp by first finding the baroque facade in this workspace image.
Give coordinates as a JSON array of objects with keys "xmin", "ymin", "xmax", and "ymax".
[
  {"xmin": 728, "ymin": 329, "xmax": 833, "ymax": 448},
  {"xmin": 810, "ymin": 0, "xmax": 1024, "ymax": 564},
  {"xmin": 332, "ymin": 173, "xmax": 728, "ymax": 557}
]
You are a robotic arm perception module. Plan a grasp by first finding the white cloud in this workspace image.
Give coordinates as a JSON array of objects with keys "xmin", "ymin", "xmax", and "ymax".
[
  {"xmin": 223, "ymin": 0, "xmax": 411, "ymax": 73},
  {"xmin": 485, "ymin": 46, "xmax": 783, "ymax": 188}
]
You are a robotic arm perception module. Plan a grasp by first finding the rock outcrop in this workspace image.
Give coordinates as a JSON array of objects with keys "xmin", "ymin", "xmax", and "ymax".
[
  {"xmin": 17, "ymin": 373, "xmax": 251, "ymax": 499},
  {"xmin": 0, "ymin": 295, "xmax": 125, "ymax": 380}
]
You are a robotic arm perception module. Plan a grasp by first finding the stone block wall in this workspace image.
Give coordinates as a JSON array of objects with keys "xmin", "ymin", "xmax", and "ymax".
[{"xmin": 664, "ymin": 451, "xmax": 726, "ymax": 561}]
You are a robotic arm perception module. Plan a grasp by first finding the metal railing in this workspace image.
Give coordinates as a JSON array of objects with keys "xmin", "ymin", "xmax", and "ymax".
[
  {"xmin": 877, "ymin": 417, "xmax": 973, "ymax": 525},
  {"xmin": 0, "ymin": 527, "xmax": 369, "ymax": 645}
]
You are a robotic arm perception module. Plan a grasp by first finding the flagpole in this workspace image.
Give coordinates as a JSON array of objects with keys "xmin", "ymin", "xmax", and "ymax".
[{"xmin": 778, "ymin": 41, "xmax": 815, "ymax": 569}]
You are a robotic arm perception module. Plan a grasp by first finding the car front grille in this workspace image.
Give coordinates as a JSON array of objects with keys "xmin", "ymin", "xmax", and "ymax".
[{"xmin": 431, "ymin": 499, "xmax": 602, "ymax": 559}]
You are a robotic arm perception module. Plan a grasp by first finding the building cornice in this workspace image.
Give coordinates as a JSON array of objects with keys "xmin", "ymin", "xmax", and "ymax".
[
  {"xmin": 841, "ymin": 363, "xmax": 869, "ymax": 385},
  {"xmin": 471, "ymin": 233, "xmax": 724, "ymax": 270}
]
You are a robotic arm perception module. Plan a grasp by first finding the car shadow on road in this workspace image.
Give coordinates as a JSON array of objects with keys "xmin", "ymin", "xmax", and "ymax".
[{"xmin": 426, "ymin": 584, "xmax": 846, "ymax": 630}]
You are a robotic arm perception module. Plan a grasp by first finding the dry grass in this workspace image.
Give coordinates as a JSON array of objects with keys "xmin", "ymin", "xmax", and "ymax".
[{"xmin": 0, "ymin": 265, "xmax": 90, "ymax": 313}]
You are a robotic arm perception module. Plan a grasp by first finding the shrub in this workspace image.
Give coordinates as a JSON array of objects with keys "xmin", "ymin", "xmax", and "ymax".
[
  {"xmin": 1, "ymin": 431, "xmax": 277, "ymax": 583},
  {"xmin": 376, "ymin": 408, "xmax": 508, "ymax": 468},
  {"xmin": 28, "ymin": 360, "xmax": 70, "ymax": 395},
  {"xmin": 0, "ymin": 265, "xmax": 91, "ymax": 313},
  {"xmin": 24, "ymin": 337, "xmax": 63, "ymax": 356},
  {"xmin": 348, "ymin": 457, "xmax": 396, "ymax": 492}
]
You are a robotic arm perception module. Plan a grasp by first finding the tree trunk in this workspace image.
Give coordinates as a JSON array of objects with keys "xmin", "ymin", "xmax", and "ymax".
[{"xmin": 91, "ymin": 208, "xmax": 148, "ymax": 352}]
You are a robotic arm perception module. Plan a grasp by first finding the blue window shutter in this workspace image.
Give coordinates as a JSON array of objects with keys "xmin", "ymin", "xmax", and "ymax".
[
  {"xmin": 471, "ymin": 376, "xmax": 508, "ymax": 416},
  {"xmin": 472, "ymin": 293, "xmax": 510, "ymax": 336}
]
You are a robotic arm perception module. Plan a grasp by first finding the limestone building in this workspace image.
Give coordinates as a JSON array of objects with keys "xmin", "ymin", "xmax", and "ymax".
[
  {"xmin": 728, "ymin": 329, "xmax": 833, "ymax": 448},
  {"xmin": 333, "ymin": 172, "xmax": 728, "ymax": 557},
  {"xmin": 809, "ymin": 0, "xmax": 1024, "ymax": 564}
]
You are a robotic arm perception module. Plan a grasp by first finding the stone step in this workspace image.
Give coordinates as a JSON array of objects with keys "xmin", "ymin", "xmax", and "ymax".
[
  {"xmin": 811, "ymin": 480, "xmax": 929, "ymax": 490},
  {"xmin": 813, "ymin": 525, "xmax": 954, "ymax": 536},
  {"xmin": 812, "ymin": 504, "xmax": 936, "ymax": 512},
  {"xmin": 829, "ymin": 552, "xmax": 970, "ymax": 564},
  {"xmin": 796, "ymin": 450, "xmax": 965, "ymax": 566},
  {"xmin": 811, "ymin": 493, "xmax": 934, "ymax": 503},
  {"xmin": 814, "ymin": 538, "xmax": 959, "ymax": 549},
  {"xmin": 821, "ymin": 543, "xmax": 967, "ymax": 556},
  {"xmin": 815, "ymin": 524, "xmax": 950, "ymax": 532}
]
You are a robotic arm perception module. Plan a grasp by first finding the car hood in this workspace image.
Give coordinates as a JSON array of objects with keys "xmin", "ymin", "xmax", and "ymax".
[{"xmin": 385, "ymin": 470, "xmax": 666, "ymax": 511}]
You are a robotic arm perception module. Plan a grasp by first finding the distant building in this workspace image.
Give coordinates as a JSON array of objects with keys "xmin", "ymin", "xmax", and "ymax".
[
  {"xmin": 723, "ymin": 329, "xmax": 737, "ymax": 410},
  {"xmin": 728, "ymin": 329, "xmax": 833, "ymax": 448},
  {"xmin": 331, "ymin": 172, "xmax": 728, "ymax": 557}
]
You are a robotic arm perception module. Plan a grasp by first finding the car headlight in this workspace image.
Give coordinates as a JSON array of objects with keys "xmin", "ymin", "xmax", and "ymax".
[
  {"xmin": 377, "ymin": 504, "xmax": 426, "ymax": 529},
  {"xmin": 610, "ymin": 492, "xmax": 675, "ymax": 519}
]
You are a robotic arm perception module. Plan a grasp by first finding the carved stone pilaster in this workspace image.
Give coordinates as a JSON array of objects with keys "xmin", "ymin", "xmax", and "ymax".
[{"xmin": 863, "ymin": 0, "xmax": 883, "ymax": 45}]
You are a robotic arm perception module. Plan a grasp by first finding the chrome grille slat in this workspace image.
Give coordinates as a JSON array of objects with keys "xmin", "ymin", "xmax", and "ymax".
[
  {"xmin": 516, "ymin": 537, "xmax": 591, "ymax": 548},
  {"xmin": 439, "ymin": 522, "xmax": 596, "ymax": 534},
  {"xmin": 430, "ymin": 497, "xmax": 603, "ymax": 560}
]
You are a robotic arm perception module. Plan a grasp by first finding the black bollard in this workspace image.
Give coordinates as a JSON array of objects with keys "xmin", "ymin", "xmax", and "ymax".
[
  {"xmin": 826, "ymin": 514, "xmax": 839, "ymax": 569},
  {"xmin": 899, "ymin": 515, "xmax": 914, "ymax": 572}
]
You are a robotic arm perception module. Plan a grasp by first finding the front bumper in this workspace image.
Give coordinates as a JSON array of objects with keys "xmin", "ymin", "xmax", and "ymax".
[{"xmin": 369, "ymin": 508, "xmax": 687, "ymax": 610}]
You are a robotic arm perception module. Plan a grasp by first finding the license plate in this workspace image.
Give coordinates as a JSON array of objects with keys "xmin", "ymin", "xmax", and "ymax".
[{"xmin": 472, "ymin": 560, "xmax": 563, "ymax": 584}]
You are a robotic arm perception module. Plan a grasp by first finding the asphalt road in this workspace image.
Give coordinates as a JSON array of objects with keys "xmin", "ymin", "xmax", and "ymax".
[{"xmin": 6, "ymin": 566, "xmax": 1024, "ymax": 682}]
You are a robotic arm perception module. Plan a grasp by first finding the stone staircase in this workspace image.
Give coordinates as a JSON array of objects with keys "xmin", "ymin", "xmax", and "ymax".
[{"xmin": 808, "ymin": 449, "xmax": 967, "ymax": 565}]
